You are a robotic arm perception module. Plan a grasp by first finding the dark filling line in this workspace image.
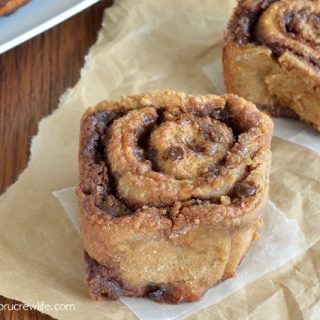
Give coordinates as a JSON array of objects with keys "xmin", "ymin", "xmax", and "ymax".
[
  {"xmin": 229, "ymin": 0, "xmax": 320, "ymax": 70},
  {"xmin": 227, "ymin": 0, "xmax": 278, "ymax": 44},
  {"xmin": 86, "ymin": 106, "xmax": 253, "ymax": 217},
  {"xmin": 89, "ymin": 111, "xmax": 133, "ymax": 217}
]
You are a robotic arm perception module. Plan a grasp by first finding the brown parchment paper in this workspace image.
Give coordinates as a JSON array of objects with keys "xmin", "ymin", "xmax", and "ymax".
[{"xmin": 0, "ymin": 0, "xmax": 319, "ymax": 319}]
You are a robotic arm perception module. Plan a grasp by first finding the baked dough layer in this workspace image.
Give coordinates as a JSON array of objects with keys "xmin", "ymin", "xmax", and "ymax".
[
  {"xmin": 224, "ymin": 0, "xmax": 320, "ymax": 130},
  {"xmin": 77, "ymin": 90, "xmax": 273, "ymax": 303}
]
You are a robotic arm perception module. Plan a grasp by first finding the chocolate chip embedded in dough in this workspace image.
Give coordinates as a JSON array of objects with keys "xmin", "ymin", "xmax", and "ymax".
[
  {"xmin": 164, "ymin": 146, "xmax": 184, "ymax": 161},
  {"xmin": 234, "ymin": 182, "xmax": 257, "ymax": 198},
  {"xmin": 270, "ymin": 45, "xmax": 284, "ymax": 58},
  {"xmin": 188, "ymin": 143, "xmax": 206, "ymax": 153}
]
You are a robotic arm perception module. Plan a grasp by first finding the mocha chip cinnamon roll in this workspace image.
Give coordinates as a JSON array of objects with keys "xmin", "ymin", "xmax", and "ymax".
[
  {"xmin": 224, "ymin": 0, "xmax": 320, "ymax": 130},
  {"xmin": 0, "ymin": 0, "xmax": 29, "ymax": 16},
  {"xmin": 77, "ymin": 90, "xmax": 273, "ymax": 304}
]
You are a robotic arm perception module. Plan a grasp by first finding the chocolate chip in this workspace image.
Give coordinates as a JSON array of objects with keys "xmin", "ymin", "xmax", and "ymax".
[
  {"xmin": 234, "ymin": 182, "xmax": 256, "ymax": 199},
  {"xmin": 164, "ymin": 146, "xmax": 184, "ymax": 161},
  {"xmin": 271, "ymin": 45, "xmax": 284, "ymax": 59},
  {"xmin": 188, "ymin": 143, "xmax": 206, "ymax": 153}
]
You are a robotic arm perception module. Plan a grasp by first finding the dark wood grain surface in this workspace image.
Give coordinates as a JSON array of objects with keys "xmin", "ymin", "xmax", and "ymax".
[{"xmin": 0, "ymin": 1, "xmax": 112, "ymax": 318}]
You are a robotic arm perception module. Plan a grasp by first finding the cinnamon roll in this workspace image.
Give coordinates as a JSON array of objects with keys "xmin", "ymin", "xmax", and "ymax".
[
  {"xmin": 224, "ymin": 0, "xmax": 320, "ymax": 130},
  {"xmin": 77, "ymin": 90, "xmax": 273, "ymax": 304},
  {"xmin": 0, "ymin": 0, "xmax": 29, "ymax": 16}
]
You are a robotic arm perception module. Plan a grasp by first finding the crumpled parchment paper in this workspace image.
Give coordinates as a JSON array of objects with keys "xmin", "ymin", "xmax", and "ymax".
[
  {"xmin": 53, "ymin": 188, "xmax": 306, "ymax": 320},
  {"xmin": 0, "ymin": 0, "xmax": 319, "ymax": 319},
  {"xmin": 202, "ymin": 60, "xmax": 320, "ymax": 153}
]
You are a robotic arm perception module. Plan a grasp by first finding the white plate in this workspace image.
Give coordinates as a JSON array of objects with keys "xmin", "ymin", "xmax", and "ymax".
[{"xmin": 0, "ymin": 0, "xmax": 101, "ymax": 55}]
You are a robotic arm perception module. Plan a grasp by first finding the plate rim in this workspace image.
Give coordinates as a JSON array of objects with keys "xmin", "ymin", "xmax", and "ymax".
[{"xmin": 0, "ymin": 0, "xmax": 101, "ymax": 55}]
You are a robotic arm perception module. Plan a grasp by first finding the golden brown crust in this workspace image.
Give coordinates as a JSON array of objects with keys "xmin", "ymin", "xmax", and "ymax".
[
  {"xmin": 0, "ymin": 0, "xmax": 29, "ymax": 16},
  {"xmin": 77, "ymin": 90, "xmax": 273, "ymax": 303},
  {"xmin": 224, "ymin": 0, "xmax": 320, "ymax": 130}
]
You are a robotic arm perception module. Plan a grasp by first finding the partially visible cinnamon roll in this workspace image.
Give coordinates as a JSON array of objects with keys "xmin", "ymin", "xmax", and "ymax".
[
  {"xmin": 77, "ymin": 90, "xmax": 273, "ymax": 304},
  {"xmin": 224, "ymin": 0, "xmax": 320, "ymax": 130},
  {"xmin": 0, "ymin": 0, "xmax": 29, "ymax": 16}
]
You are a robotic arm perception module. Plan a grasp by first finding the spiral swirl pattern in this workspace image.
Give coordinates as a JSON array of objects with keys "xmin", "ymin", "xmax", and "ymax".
[
  {"xmin": 77, "ymin": 90, "xmax": 273, "ymax": 303},
  {"xmin": 255, "ymin": 0, "xmax": 320, "ymax": 64},
  {"xmin": 224, "ymin": 0, "xmax": 320, "ymax": 129},
  {"xmin": 80, "ymin": 90, "xmax": 272, "ymax": 222}
]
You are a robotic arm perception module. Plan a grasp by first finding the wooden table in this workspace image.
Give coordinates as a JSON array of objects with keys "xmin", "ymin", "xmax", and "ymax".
[{"xmin": 0, "ymin": 1, "xmax": 112, "ymax": 318}]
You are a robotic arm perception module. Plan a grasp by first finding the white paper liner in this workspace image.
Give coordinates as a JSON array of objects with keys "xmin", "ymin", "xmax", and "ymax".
[
  {"xmin": 53, "ymin": 188, "xmax": 307, "ymax": 320},
  {"xmin": 202, "ymin": 61, "xmax": 320, "ymax": 154}
]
